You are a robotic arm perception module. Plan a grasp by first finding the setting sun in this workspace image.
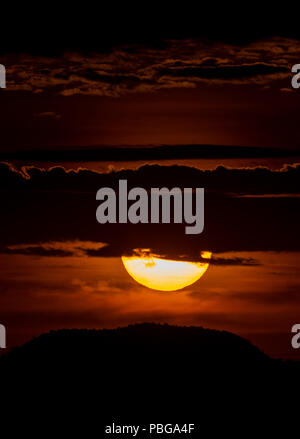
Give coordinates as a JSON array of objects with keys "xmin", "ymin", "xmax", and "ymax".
[{"xmin": 121, "ymin": 251, "xmax": 211, "ymax": 291}]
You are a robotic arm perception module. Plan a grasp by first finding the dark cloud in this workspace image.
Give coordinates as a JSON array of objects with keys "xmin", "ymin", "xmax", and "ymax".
[
  {"xmin": 1, "ymin": 240, "xmax": 107, "ymax": 258},
  {"xmin": 1, "ymin": 241, "xmax": 260, "ymax": 267},
  {"xmin": 2, "ymin": 38, "xmax": 298, "ymax": 96},
  {"xmin": 1, "ymin": 161, "xmax": 300, "ymax": 195},
  {"xmin": 0, "ymin": 162, "xmax": 300, "ymax": 255},
  {"xmin": 210, "ymin": 256, "xmax": 260, "ymax": 266},
  {"xmin": 159, "ymin": 63, "xmax": 288, "ymax": 80}
]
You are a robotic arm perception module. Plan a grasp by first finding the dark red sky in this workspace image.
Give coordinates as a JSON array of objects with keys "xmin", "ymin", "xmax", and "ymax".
[
  {"xmin": 1, "ymin": 37, "xmax": 300, "ymax": 151},
  {"xmin": 1, "ymin": 85, "xmax": 300, "ymax": 150}
]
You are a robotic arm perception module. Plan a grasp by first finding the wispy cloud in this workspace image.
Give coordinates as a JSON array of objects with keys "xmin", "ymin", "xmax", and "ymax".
[
  {"xmin": 4, "ymin": 241, "xmax": 107, "ymax": 257},
  {"xmin": 2, "ymin": 37, "xmax": 298, "ymax": 96}
]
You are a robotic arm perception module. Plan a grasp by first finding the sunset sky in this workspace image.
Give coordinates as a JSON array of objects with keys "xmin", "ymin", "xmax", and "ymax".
[
  {"xmin": 0, "ymin": 13, "xmax": 300, "ymax": 359},
  {"xmin": 1, "ymin": 38, "xmax": 300, "ymax": 150}
]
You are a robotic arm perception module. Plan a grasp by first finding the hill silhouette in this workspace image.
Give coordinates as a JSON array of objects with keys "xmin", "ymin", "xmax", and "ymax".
[{"xmin": 1, "ymin": 323, "xmax": 299, "ymax": 435}]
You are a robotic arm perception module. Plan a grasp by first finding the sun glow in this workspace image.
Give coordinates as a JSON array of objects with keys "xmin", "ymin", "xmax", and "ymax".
[{"xmin": 121, "ymin": 251, "xmax": 211, "ymax": 291}]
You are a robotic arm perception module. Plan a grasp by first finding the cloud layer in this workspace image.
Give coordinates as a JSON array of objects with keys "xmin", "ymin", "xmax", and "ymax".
[
  {"xmin": 2, "ymin": 37, "xmax": 298, "ymax": 96},
  {"xmin": 1, "ymin": 161, "xmax": 300, "ymax": 255}
]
